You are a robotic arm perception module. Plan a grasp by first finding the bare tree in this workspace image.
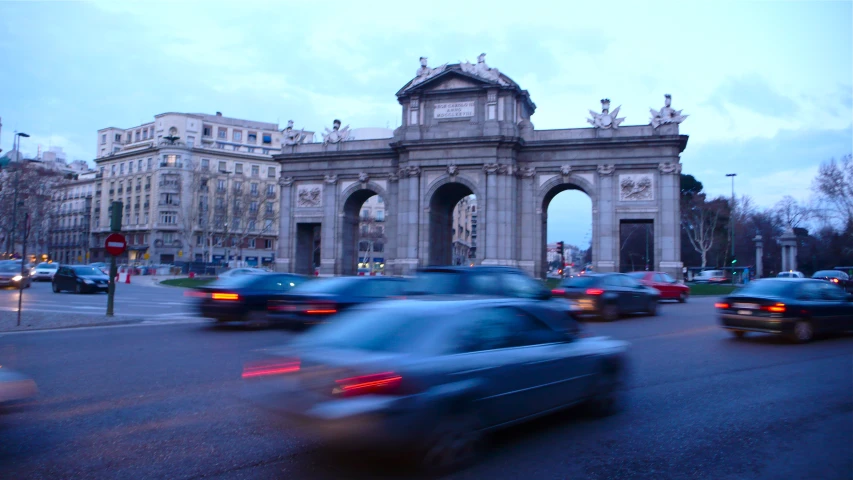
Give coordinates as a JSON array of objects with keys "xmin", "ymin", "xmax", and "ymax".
[
  {"xmin": 0, "ymin": 161, "xmax": 62, "ymax": 258},
  {"xmin": 774, "ymin": 195, "xmax": 810, "ymax": 229},
  {"xmin": 232, "ymin": 180, "xmax": 276, "ymax": 263},
  {"xmin": 176, "ymin": 159, "xmax": 211, "ymax": 261},
  {"xmin": 681, "ymin": 193, "xmax": 725, "ymax": 268},
  {"xmin": 358, "ymin": 215, "xmax": 386, "ymax": 271},
  {"xmin": 812, "ymin": 154, "xmax": 853, "ymax": 228}
]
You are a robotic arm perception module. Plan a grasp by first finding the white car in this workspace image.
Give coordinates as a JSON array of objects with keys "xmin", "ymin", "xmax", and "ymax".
[
  {"xmin": 33, "ymin": 262, "xmax": 59, "ymax": 281},
  {"xmin": 776, "ymin": 270, "xmax": 805, "ymax": 278},
  {"xmin": 692, "ymin": 269, "xmax": 727, "ymax": 284},
  {"xmin": 217, "ymin": 268, "xmax": 267, "ymax": 279}
]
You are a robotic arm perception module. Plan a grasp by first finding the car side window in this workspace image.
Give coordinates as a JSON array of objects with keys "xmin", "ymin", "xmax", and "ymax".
[
  {"xmin": 661, "ymin": 273, "xmax": 676, "ymax": 283},
  {"xmin": 603, "ymin": 275, "xmax": 622, "ymax": 287},
  {"xmin": 453, "ymin": 307, "xmax": 561, "ymax": 353},
  {"xmin": 500, "ymin": 273, "xmax": 546, "ymax": 299},
  {"xmin": 620, "ymin": 275, "xmax": 641, "ymax": 288},
  {"xmin": 818, "ymin": 283, "xmax": 847, "ymax": 301},
  {"xmin": 360, "ymin": 280, "xmax": 399, "ymax": 298},
  {"xmin": 796, "ymin": 283, "xmax": 821, "ymax": 300},
  {"xmin": 467, "ymin": 273, "xmax": 503, "ymax": 295}
]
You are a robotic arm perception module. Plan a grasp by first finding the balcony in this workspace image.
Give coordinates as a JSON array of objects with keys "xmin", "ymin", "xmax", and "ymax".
[
  {"xmin": 158, "ymin": 201, "xmax": 180, "ymax": 207},
  {"xmin": 155, "ymin": 223, "xmax": 180, "ymax": 230},
  {"xmin": 250, "ymin": 191, "xmax": 259, "ymax": 197},
  {"xmin": 264, "ymin": 211, "xmax": 276, "ymax": 218},
  {"xmin": 159, "ymin": 162, "xmax": 183, "ymax": 169},
  {"xmin": 266, "ymin": 191, "xmax": 276, "ymax": 198}
]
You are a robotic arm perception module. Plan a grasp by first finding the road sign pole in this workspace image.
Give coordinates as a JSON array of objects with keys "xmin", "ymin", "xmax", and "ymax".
[{"xmin": 106, "ymin": 201, "xmax": 123, "ymax": 317}]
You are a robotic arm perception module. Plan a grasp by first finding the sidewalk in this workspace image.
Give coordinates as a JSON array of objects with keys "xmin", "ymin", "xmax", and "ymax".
[{"xmin": 114, "ymin": 274, "xmax": 189, "ymax": 287}]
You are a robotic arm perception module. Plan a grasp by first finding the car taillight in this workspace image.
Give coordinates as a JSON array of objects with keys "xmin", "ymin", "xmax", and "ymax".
[
  {"xmin": 831, "ymin": 278, "xmax": 839, "ymax": 283},
  {"xmin": 332, "ymin": 372, "xmax": 402, "ymax": 397},
  {"xmin": 761, "ymin": 303, "xmax": 786, "ymax": 313},
  {"xmin": 586, "ymin": 288, "xmax": 604, "ymax": 295},
  {"xmin": 241, "ymin": 359, "xmax": 300, "ymax": 379},
  {"xmin": 304, "ymin": 303, "xmax": 337, "ymax": 314},
  {"xmin": 714, "ymin": 302, "xmax": 730, "ymax": 309},
  {"xmin": 551, "ymin": 288, "xmax": 566, "ymax": 295},
  {"xmin": 211, "ymin": 292, "xmax": 240, "ymax": 301}
]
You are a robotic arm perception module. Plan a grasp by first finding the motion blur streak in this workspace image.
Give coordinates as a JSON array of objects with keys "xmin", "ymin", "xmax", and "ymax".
[
  {"xmin": 333, "ymin": 372, "xmax": 402, "ymax": 396},
  {"xmin": 242, "ymin": 361, "xmax": 301, "ymax": 379}
]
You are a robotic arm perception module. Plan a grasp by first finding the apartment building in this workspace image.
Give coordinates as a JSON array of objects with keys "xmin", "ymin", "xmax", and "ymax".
[
  {"xmin": 49, "ymin": 171, "xmax": 97, "ymax": 264},
  {"xmin": 451, "ymin": 196, "xmax": 477, "ymax": 265},
  {"xmin": 91, "ymin": 112, "xmax": 312, "ymax": 266}
]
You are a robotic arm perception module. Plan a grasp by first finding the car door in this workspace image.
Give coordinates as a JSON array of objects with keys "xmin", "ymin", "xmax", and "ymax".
[
  {"xmin": 57, "ymin": 267, "xmax": 71, "ymax": 289},
  {"xmin": 601, "ymin": 275, "xmax": 628, "ymax": 311},
  {"xmin": 794, "ymin": 283, "xmax": 832, "ymax": 331},
  {"xmin": 817, "ymin": 283, "xmax": 853, "ymax": 332},
  {"xmin": 617, "ymin": 275, "xmax": 644, "ymax": 311},
  {"xmin": 652, "ymin": 273, "xmax": 672, "ymax": 298},
  {"xmin": 499, "ymin": 272, "xmax": 550, "ymax": 300}
]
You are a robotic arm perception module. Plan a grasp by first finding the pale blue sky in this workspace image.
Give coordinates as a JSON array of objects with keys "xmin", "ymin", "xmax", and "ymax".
[{"xmin": 1, "ymin": 1, "xmax": 850, "ymax": 248}]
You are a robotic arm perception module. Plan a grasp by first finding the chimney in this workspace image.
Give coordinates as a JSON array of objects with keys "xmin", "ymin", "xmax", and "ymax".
[{"xmin": 216, "ymin": 112, "xmax": 222, "ymax": 116}]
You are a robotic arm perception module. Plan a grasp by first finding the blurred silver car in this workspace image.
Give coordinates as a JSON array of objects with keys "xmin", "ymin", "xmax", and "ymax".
[
  {"xmin": 33, "ymin": 262, "xmax": 59, "ymax": 281},
  {"xmin": 243, "ymin": 297, "xmax": 629, "ymax": 472}
]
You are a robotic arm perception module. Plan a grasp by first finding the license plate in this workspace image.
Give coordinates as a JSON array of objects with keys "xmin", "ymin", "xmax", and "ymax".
[
  {"xmin": 738, "ymin": 310, "xmax": 752, "ymax": 315},
  {"xmin": 733, "ymin": 303, "xmax": 758, "ymax": 309}
]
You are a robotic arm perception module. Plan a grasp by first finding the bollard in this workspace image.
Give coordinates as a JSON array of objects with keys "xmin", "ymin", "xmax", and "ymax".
[{"xmin": 125, "ymin": 268, "xmax": 132, "ymax": 284}]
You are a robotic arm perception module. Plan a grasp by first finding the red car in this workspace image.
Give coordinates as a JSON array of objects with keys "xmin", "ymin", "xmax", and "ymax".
[{"xmin": 627, "ymin": 271, "xmax": 689, "ymax": 302}]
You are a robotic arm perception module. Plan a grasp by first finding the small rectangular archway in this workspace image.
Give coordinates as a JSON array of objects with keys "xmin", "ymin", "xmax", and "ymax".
[{"xmin": 619, "ymin": 219, "xmax": 654, "ymax": 273}]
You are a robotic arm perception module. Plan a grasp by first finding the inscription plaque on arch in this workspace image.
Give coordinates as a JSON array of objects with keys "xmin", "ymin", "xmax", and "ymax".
[{"xmin": 434, "ymin": 101, "xmax": 474, "ymax": 119}]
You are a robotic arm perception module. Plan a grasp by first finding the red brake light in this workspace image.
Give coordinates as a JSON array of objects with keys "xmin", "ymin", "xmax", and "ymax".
[
  {"xmin": 761, "ymin": 303, "xmax": 786, "ymax": 313},
  {"xmin": 551, "ymin": 289, "xmax": 566, "ymax": 295},
  {"xmin": 332, "ymin": 372, "xmax": 402, "ymax": 397},
  {"xmin": 242, "ymin": 359, "xmax": 300, "ymax": 378},
  {"xmin": 304, "ymin": 302, "xmax": 337, "ymax": 314},
  {"xmin": 714, "ymin": 302, "xmax": 730, "ymax": 309},
  {"xmin": 212, "ymin": 292, "xmax": 240, "ymax": 301},
  {"xmin": 585, "ymin": 288, "xmax": 604, "ymax": 295},
  {"xmin": 831, "ymin": 278, "xmax": 839, "ymax": 283}
]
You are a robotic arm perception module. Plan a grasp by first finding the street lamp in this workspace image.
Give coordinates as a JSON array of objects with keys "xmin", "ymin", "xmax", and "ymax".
[
  {"xmin": 7, "ymin": 132, "xmax": 30, "ymax": 257},
  {"xmin": 726, "ymin": 173, "xmax": 737, "ymax": 282}
]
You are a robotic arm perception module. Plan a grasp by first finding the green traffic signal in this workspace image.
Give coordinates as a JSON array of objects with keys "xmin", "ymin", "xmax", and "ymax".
[{"xmin": 731, "ymin": 258, "xmax": 737, "ymax": 264}]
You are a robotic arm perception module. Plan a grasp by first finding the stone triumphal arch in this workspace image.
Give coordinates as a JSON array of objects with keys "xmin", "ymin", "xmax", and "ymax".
[{"xmin": 273, "ymin": 54, "xmax": 689, "ymax": 278}]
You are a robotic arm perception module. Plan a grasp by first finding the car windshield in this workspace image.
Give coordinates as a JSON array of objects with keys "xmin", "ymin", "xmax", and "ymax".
[
  {"xmin": 37, "ymin": 263, "xmax": 57, "ymax": 269},
  {"xmin": 813, "ymin": 270, "xmax": 843, "ymax": 278},
  {"xmin": 736, "ymin": 280, "xmax": 797, "ymax": 297},
  {"xmin": 208, "ymin": 275, "xmax": 265, "ymax": 288},
  {"xmin": 561, "ymin": 276, "xmax": 599, "ymax": 287},
  {"xmin": 408, "ymin": 271, "xmax": 463, "ymax": 294},
  {"xmin": 72, "ymin": 266, "xmax": 101, "ymax": 276},
  {"xmin": 298, "ymin": 304, "xmax": 434, "ymax": 353},
  {"xmin": 290, "ymin": 277, "xmax": 362, "ymax": 294}
]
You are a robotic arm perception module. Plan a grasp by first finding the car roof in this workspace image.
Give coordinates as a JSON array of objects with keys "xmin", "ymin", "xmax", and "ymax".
[
  {"xmin": 367, "ymin": 296, "xmax": 567, "ymax": 327},
  {"xmin": 416, "ymin": 265, "xmax": 525, "ymax": 273}
]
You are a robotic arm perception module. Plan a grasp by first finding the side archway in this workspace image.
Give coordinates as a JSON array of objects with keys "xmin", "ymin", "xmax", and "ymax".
[
  {"xmin": 424, "ymin": 174, "xmax": 480, "ymax": 266},
  {"xmin": 537, "ymin": 175, "xmax": 597, "ymax": 278},
  {"xmin": 339, "ymin": 182, "xmax": 388, "ymax": 276}
]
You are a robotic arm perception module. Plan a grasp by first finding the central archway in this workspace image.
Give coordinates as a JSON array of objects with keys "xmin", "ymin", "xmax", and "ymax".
[
  {"xmin": 340, "ymin": 187, "xmax": 384, "ymax": 276},
  {"xmin": 540, "ymin": 178, "xmax": 596, "ymax": 278},
  {"xmin": 428, "ymin": 182, "xmax": 475, "ymax": 266}
]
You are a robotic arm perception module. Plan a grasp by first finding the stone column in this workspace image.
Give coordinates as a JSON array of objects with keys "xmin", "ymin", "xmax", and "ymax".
[
  {"xmin": 395, "ymin": 166, "xmax": 420, "ymax": 276},
  {"xmin": 516, "ymin": 167, "xmax": 537, "ymax": 276},
  {"xmin": 778, "ymin": 228, "xmax": 797, "ymax": 272},
  {"xmin": 274, "ymin": 176, "xmax": 294, "ymax": 272},
  {"xmin": 657, "ymin": 162, "xmax": 683, "ymax": 279},
  {"xmin": 595, "ymin": 164, "xmax": 617, "ymax": 272},
  {"xmin": 481, "ymin": 163, "xmax": 502, "ymax": 265},
  {"xmin": 320, "ymin": 174, "xmax": 338, "ymax": 275},
  {"xmin": 753, "ymin": 234, "xmax": 763, "ymax": 278}
]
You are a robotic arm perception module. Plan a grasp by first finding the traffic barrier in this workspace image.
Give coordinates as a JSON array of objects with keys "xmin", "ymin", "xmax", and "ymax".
[{"xmin": 125, "ymin": 269, "xmax": 131, "ymax": 284}]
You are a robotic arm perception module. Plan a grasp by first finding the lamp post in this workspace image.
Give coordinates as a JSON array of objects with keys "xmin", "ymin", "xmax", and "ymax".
[
  {"xmin": 8, "ymin": 132, "xmax": 30, "ymax": 257},
  {"xmin": 726, "ymin": 173, "xmax": 737, "ymax": 282}
]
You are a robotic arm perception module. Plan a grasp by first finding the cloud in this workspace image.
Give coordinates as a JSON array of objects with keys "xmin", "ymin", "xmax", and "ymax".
[{"xmin": 705, "ymin": 74, "xmax": 800, "ymax": 118}]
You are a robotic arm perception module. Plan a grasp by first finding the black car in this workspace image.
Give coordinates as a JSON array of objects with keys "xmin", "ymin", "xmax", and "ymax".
[
  {"xmin": 551, "ymin": 273, "xmax": 661, "ymax": 321},
  {"xmin": 409, "ymin": 266, "xmax": 553, "ymax": 300},
  {"xmin": 190, "ymin": 273, "xmax": 308, "ymax": 326},
  {"xmin": 52, "ymin": 265, "xmax": 110, "ymax": 293},
  {"xmin": 243, "ymin": 298, "xmax": 627, "ymax": 471},
  {"xmin": 0, "ymin": 263, "xmax": 32, "ymax": 289},
  {"xmin": 811, "ymin": 270, "xmax": 852, "ymax": 293},
  {"xmin": 716, "ymin": 278, "xmax": 853, "ymax": 342},
  {"xmin": 267, "ymin": 276, "xmax": 408, "ymax": 326}
]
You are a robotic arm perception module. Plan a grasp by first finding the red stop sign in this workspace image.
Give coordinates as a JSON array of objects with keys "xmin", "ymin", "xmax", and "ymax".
[{"xmin": 105, "ymin": 233, "xmax": 127, "ymax": 256}]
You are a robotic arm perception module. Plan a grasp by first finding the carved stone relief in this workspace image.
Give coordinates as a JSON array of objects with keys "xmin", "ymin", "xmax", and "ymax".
[
  {"xmin": 296, "ymin": 184, "xmax": 323, "ymax": 208},
  {"xmin": 560, "ymin": 165, "xmax": 572, "ymax": 176},
  {"xmin": 619, "ymin": 174, "xmax": 654, "ymax": 201},
  {"xmin": 515, "ymin": 166, "xmax": 536, "ymax": 178},
  {"xmin": 398, "ymin": 165, "xmax": 421, "ymax": 178},
  {"xmin": 483, "ymin": 163, "xmax": 509, "ymax": 175},
  {"xmin": 358, "ymin": 172, "xmax": 370, "ymax": 183},
  {"xmin": 323, "ymin": 174, "xmax": 338, "ymax": 184},
  {"xmin": 278, "ymin": 176, "xmax": 294, "ymax": 187},
  {"xmin": 597, "ymin": 164, "xmax": 616, "ymax": 176},
  {"xmin": 658, "ymin": 162, "xmax": 682, "ymax": 174}
]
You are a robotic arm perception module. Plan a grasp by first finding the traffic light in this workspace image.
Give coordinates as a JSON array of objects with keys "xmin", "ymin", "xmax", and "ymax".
[
  {"xmin": 110, "ymin": 201, "xmax": 123, "ymax": 232},
  {"xmin": 556, "ymin": 241, "xmax": 564, "ymax": 255},
  {"xmin": 731, "ymin": 257, "xmax": 737, "ymax": 265}
]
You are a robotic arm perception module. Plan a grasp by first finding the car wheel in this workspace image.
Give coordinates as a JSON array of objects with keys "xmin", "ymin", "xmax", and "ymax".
[
  {"xmin": 792, "ymin": 320, "xmax": 814, "ymax": 343},
  {"xmin": 52, "ymin": 283, "xmax": 60, "ymax": 293},
  {"xmin": 678, "ymin": 292, "xmax": 688, "ymax": 303},
  {"xmin": 601, "ymin": 304, "xmax": 619, "ymax": 322},
  {"xmin": 244, "ymin": 310, "xmax": 271, "ymax": 329},
  {"xmin": 584, "ymin": 373, "xmax": 623, "ymax": 417},
  {"xmin": 646, "ymin": 299, "xmax": 658, "ymax": 316},
  {"xmin": 420, "ymin": 411, "xmax": 484, "ymax": 474},
  {"xmin": 731, "ymin": 330, "xmax": 746, "ymax": 339}
]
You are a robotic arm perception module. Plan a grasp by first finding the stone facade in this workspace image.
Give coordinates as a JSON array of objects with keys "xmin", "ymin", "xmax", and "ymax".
[{"xmin": 274, "ymin": 58, "xmax": 688, "ymax": 278}]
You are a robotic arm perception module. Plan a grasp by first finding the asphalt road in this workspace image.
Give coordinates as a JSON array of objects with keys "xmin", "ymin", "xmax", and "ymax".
[
  {"xmin": 0, "ymin": 297, "xmax": 850, "ymax": 480},
  {"xmin": 0, "ymin": 281, "xmax": 196, "ymax": 319}
]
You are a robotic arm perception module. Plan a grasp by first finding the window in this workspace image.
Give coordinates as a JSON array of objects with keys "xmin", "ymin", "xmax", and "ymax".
[
  {"xmin": 361, "ymin": 208, "xmax": 370, "ymax": 219},
  {"xmin": 266, "ymin": 184, "xmax": 275, "ymax": 196},
  {"xmin": 218, "ymin": 161, "xmax": 226, "ymax": 172},
  {"xmin": 233, "ymin": 130, "xmax": 242, "ymax": 142},
  {"xmin": 249, "ymin": 201, "xmax": 259, "ymax": 212},
  {"xmin": 128, "ymin": 162, "xmax": 133, "ymax": 174},
  {"xmin": 147, "ymin": 158, "xmax": 153, "ymax": 170},
  {"xmin": 119, "ymin": 163, "xmax": 125, "ymax": 175},
  {"xmin": 262, "ymin": 134, "xmax": 272, "ymax": 144},
  {"xmin": 114, "ymin": 133, "xmax": 121, "ymax": 142},
  {"xmin": 235, "ymin": 163, "xmax": 243, "ymax": 174},
  {"xmin": 250, "ymin": 183, "xmax": 258, "ymax": 194},
  {"xmin": 376, "ymin": 210, "xmax": 385, "ymax": 222},
  {"xmin": 135, "ymin": 131, "xmax": 141, "ymax": 142},
  {"xmin": 247, "ymin": 147, "xmax": 255, "ymax": 153},
  {"xmin": 248, "ymin": 220, "xmax": 256, "ymax": 231},
  {"xmin": 196, "ymin": 235, "xmax": 203, "ymax": 247},
  {"xmin": 163, "ymin": 232, "xmax": 174, "ymax": 243},
  {"xmin": 201, "ymin": 158, "xmax": 209, "ymax": 170},
  {"xmin": 249, "ymin": 239, "xmax": 256, "ymax": 249},
  {"xmin": 232, "ymin": 218, "xmax": 240, "ymax": 229},
  {"xmin": 267, "ymin": 167, "xmax": 275, "ymax": 178},
  {"xmin": 143, "ymin": 129, "xmax": 148, "ymax": 140},
  {"xmin": 187, "ymin": 136, "xmax": 194, "ymax": 148},
  {"xmin": 264, "ymin": 239, "xmax": 273, "ymax": 249},
  {"xmin": 160, "ymin": 211, "xmax": 177, "ymax": 224},
  {"xmin": 101, "ymin": 134, "xmax": 106, "ymax": 145},
  {"xmin": 233, "ymin": 181, "xmax": 242, "ymax": 193},
  {"xmin": 264, "ymin": 219, "xmax": 273, "ymax": 231},
  {"xmin": 247, "ymin": 132, "xmax": 257, "ymax": 144},
  {"xmin": 203, "ymin": 125, "xmax": 212, "ymax": 137},
  {"xmin": 217, "ymin": 179, "xmax": 226, "ymax": 192},
  {"xmin": 266, "ymin": 202, "xmax": 274, "ymax": 213},
  {"xmin": 138, "ymin": 159, "xmax": 143, "ymax": 170},
  {"xmin": 111, "ymin": 165, "xmax": 117, "ymax": 176},
  {"xmin": 126, "ymin": 132, "xmax": 132, "ymax": 143},
  {"xmin": 217, "ymin": 127, "xmax": 227, "ymax": 139},
  {"xmin": 251, "ymin": 165, "xmax": 259, "ymax": 177}
]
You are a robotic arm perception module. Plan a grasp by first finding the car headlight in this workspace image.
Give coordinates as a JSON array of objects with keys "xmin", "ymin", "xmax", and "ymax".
[
  {"xmin": 83, "ymin": 279, "xmax": 95, "ymax": 284},
  {"xmin": 12, "ymin": 275, "xmax": 22, "ymax": 282}
]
